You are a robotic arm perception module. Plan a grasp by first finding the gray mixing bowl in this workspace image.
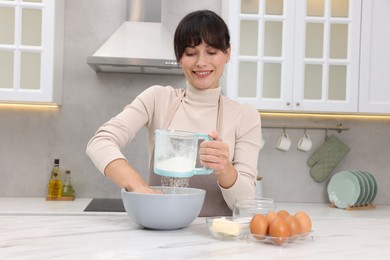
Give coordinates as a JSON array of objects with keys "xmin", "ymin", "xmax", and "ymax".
[{"xmin": 121, "ymin": 186, "xmax": 206, "ymax": 230}]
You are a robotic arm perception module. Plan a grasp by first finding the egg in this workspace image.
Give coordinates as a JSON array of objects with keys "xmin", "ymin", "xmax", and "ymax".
[
  {"xmin": 277, "ymin": 210, "xmax": 290, "ymax": 219},
  {"xmin": 269, "ymin": 216, "xmax": 290, "ymax": 245},
  {"xmin": 250, "ymin": 214, "xmax": 268, "ymax": 240},
  {"xmin": 266, "ymin": 211, "xmax": 278, "ymax": 226},
  {"xmin": 294, "ymin": 211, "xmax": 312, "ymax": 235},
  {"xmin": 285, "ymin": 215, "xmax": 301, "ymax": 237}
]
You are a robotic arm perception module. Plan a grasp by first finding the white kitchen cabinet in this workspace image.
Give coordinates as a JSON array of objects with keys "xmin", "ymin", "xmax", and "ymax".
[
  {"xmin": 223, "ymin": 0, "xmax": 362, "ymax": 113},
  {"xmin": 359, "ymin": 0, "xmax": 390, "ymax": 114},
  {"xmin": 0, "ymin": 0, "xmax": 64, "ymax": 105}
]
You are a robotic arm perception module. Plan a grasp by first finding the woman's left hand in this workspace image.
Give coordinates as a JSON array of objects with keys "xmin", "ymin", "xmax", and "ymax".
[
  {"xmin": 199, "ymin": 131, "xmax": 230, "ymax": 176},
  {"xmin": 199, "ymin": 131, "xmax": 237, "ymax": 188}
]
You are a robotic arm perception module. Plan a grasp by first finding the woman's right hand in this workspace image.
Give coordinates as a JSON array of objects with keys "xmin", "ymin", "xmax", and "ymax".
[
  {"xmin": 131, "ymin": 185, "xmax": 164, "ymax": 194},
  {"xmin": 104, "ymin": 159, "xmax": 163, "ymax": 194}
]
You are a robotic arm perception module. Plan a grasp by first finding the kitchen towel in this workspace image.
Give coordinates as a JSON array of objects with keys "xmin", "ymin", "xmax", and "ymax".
[{"xmin": 307, "ymin": 135, "xmax": 350, "ymax": 183}]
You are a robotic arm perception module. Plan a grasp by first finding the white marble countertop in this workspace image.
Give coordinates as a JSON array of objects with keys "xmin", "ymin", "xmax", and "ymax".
[
  {"xmin": 0, "ymin": 197, "xmax": 93, "ymax": 215},
  {"xmin": 1, "ymin": 198, "xmax": 389, "ymax": 259}
]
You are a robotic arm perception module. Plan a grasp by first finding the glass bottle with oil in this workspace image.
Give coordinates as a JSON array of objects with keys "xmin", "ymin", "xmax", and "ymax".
[
  {"xmin": 47, "ymin": 159, "xmax": 62, "ymax": 199},
  {"xmin": 62, "ymin": 170, "xmax": 75, "ymax": 198}
]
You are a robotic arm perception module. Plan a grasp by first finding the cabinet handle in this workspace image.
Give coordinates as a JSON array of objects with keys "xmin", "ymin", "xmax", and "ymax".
[
  {"xmin": 286, "ymin": 102, "xmax": 291, "ymax": 106},
  {"xmin": 296, "ymin": 102, "xmax": 300, "ymax": 106}
]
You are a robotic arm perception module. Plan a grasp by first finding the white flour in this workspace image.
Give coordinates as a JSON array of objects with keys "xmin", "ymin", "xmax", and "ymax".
[
  {"xmin": 155, "ymin": 156, "xmax": 195, "ymax": 188},
  {"xmin": 155, "ymin": 156, "xmax": 195, "ymax": 173}
]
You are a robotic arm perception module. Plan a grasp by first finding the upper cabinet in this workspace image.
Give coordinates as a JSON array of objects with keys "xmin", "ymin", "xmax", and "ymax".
[
  {"xmin": 0, "ymin": 0, "xmax": 64, "ymax": 105},
  {"xmin": 358, "ymin": 0, "xmax": 390, "ymax": 114},
  {"xmin": 223, "ymin": 0, "xmax": 362, "ymax": 113}
]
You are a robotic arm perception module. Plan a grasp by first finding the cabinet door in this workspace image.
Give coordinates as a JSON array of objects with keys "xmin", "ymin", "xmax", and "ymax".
[
  {"xmin": 225, "ymin": 0, "xmax": 295, "ymax": 111},
  {"xmin": 0, "ymin": 0, "xmax": 64, "ymax": 104},
  {"xmin": 224, "ymin": 0, "xmax": 362, "ymax": 113},
  {"xmin": 359, "ymin": 0, "xmax": 390, "ymax": 113},
  {"xmin": 293, "ymin": 0, "xmax": 361, "ymax": 112}
]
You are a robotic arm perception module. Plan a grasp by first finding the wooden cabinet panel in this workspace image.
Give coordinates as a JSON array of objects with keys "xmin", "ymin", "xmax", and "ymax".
[{"xmin": 359, "ymin": 0, "xmax": 390, "ymax": 113}]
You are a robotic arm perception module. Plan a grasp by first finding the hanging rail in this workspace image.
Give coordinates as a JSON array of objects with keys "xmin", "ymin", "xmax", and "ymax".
[{"xmin": 261, "ymin": 123, "xmax": 349, "ymax": 133}]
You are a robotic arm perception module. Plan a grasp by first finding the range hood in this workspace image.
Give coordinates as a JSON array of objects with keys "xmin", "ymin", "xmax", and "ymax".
[{"xmin": 87, "ymin": 0, "xmax": 183, "ymax": 75}]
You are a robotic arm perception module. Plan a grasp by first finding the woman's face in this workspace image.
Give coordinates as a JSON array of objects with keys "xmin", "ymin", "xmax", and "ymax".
[{"xmin": 180, "ymin": 41, "xmax": 230, "ymax": 90}]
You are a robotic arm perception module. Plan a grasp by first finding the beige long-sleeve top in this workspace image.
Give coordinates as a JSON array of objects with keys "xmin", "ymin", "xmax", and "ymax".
[{"xmin": 86, "ymin": 83, "xmax": 262, "ymax": 214}]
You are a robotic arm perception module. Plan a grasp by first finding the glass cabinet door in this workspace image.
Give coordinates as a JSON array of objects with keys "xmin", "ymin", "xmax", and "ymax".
[
  {"xmin": 226, "ymin": 0, "xmax": 295, "ymax": 110},
  {"xmin": 0, "ymin": 0, "xmax": 64, "ymax": 104},
  {"xmin": 0, "ymin": 6, "xmax": 16, "ymax": 90},
  {"xmin": 224, "ymin": 0, "xmax": 362, "ymax": 113},
  {"xmin": 292, "ymin": 0, "xmax": 361, "ymax": 112}
]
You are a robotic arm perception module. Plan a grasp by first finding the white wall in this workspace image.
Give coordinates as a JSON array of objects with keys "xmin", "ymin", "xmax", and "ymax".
[{"xmin": 1, "ymin": 0, "xmax": 389, "ymax": 205}]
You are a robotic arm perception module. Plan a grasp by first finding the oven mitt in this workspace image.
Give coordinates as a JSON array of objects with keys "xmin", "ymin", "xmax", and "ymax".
[{"xmin": 307, "ymin": 135, "xmax": 350, "ymax": 183}]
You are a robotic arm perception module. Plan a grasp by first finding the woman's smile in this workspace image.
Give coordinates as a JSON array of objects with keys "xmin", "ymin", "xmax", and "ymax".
[{"xmin": 193, "ymin": 70, "xmax": 213, "ymax": 78}]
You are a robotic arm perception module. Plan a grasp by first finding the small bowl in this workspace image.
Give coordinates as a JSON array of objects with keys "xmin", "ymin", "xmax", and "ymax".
[
  {"xmin": 121, "ymin": 186, "xmax": 205, "ymax": 230},
  {"xmin": 206, "ymin": 217, "xmax": 249, "ymax": 240},
  {"xmin": 232, "ymin": 197, "xmax": 276, "ymax": 221},
  {"xmin": 248, "ymin": 231, "xmax": 314, "ymax": 246}
]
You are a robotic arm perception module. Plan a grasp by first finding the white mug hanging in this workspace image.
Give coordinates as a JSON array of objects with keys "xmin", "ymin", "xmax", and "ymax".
[
  {"xmin": 297, "ymin": 130, "xmax": 312, "ymax": 152},
  {"xmin": 276, "ymin": 129, "xmax": 291, "ymax": 151}
]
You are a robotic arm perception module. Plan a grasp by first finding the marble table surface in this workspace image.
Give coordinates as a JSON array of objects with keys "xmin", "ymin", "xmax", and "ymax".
[{"xmin": 1, "ymin": 197, "xmax": 390, "ymax": 259}]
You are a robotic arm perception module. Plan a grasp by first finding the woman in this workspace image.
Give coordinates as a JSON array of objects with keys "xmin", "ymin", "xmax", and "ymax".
[{"xmin": 86, "ymin": 10, "xmax": 262, "ymax": 216}]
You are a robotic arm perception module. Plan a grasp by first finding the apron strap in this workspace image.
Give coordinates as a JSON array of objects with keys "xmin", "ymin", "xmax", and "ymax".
[
  {"xmin": 216, "ymin": 95, "xmax": 223, "ymax": 135},
  {"xmin": 161, "ymin": 89, "xmax": 186, "ymax": 129}
]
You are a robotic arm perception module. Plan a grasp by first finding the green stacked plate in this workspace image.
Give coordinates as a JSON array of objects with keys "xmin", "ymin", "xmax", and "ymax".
[
  {"xmin": 354, "ymin": 171, "xmax": 370, "ymax": 206},
  {"xmin": 361, "ymin": 171, "xmax": 378, "ymax": 204},
  {"xmin": 327, "ymin": 170, "xmax": 377, "ymax": 209},
  {"xmin": 350, "ymin": 171, "xmax": 366, "ymax": 206}
]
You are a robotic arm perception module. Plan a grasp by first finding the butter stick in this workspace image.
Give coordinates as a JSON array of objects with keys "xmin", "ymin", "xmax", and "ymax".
[{"xmin": 211, "ymin": 217, "xmax": 240, "ymax": 236}]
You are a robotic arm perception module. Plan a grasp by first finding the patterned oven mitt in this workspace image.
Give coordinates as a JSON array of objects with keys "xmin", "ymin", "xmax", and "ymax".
[{"xmin": 307, "ymin": 135, "xmax": 350, "ymax": 183}]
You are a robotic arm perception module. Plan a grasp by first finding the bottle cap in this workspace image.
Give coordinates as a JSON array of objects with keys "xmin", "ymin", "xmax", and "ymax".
[
  {"xmin": 65, "ymin": 170, "xmax": 71, "ymax": 174},
  {"xmin": 54, "ymin": 159, "xmax": 60, "ymax": 164}
]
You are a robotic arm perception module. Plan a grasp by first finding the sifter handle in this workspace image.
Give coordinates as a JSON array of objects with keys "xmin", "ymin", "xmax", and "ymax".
[{"xmin": 193, "ymin": 133, "xmax": 214, "ymax": 175}]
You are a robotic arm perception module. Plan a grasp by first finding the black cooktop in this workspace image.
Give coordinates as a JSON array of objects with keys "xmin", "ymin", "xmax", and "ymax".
[{"xmin": 84, "ymin": 198, "xmax": 125, "ymax": 212}]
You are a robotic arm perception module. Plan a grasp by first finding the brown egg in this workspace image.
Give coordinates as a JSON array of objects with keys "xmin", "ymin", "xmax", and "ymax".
[
  {"xmin": 266, "ymin": 211, "xmax": 278, "ymax": 226},
  {"xmin": 269, "ymin": 217, "xmax": 290, "ymax": 245},
  {"xmin": 277, "ymin": 210, "xmax": 290, "ymax": 219},
  {"xmin": 285, "ymin": 215, "xmax": 301, "ymax": 237},
  {"xmin": 294, "ymin": 211, "xmax": 312, "ymax": 235},
  {"xmin": 250, "ymin": 214, "xmax": 268, "ymax": 240}
]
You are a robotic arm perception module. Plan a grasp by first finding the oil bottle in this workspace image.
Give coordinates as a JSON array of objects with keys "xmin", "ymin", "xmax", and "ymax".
[
  {"xmin": 47, "ymin": 159, "xmax": 62, "ymax": 199},
  {"xmin": 62, "ymin": 170, "xmax": 75, "ymax": 198}
]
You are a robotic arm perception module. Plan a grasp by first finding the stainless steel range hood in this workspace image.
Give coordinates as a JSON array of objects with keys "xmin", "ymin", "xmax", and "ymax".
[{"xmin": 87, "ymin": 0, "xmax": 183, "ymax": 75}]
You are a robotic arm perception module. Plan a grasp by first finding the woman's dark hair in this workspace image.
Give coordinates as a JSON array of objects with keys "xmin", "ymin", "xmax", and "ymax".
[{"xmin": 174, "ymin": 10, "xmax": 230, "ymax": 62}]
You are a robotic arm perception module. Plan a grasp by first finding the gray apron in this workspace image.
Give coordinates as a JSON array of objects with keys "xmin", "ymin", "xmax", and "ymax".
[{"xmin": 148, "ymin": 89, "xmax": 232, "ymax": 217}]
